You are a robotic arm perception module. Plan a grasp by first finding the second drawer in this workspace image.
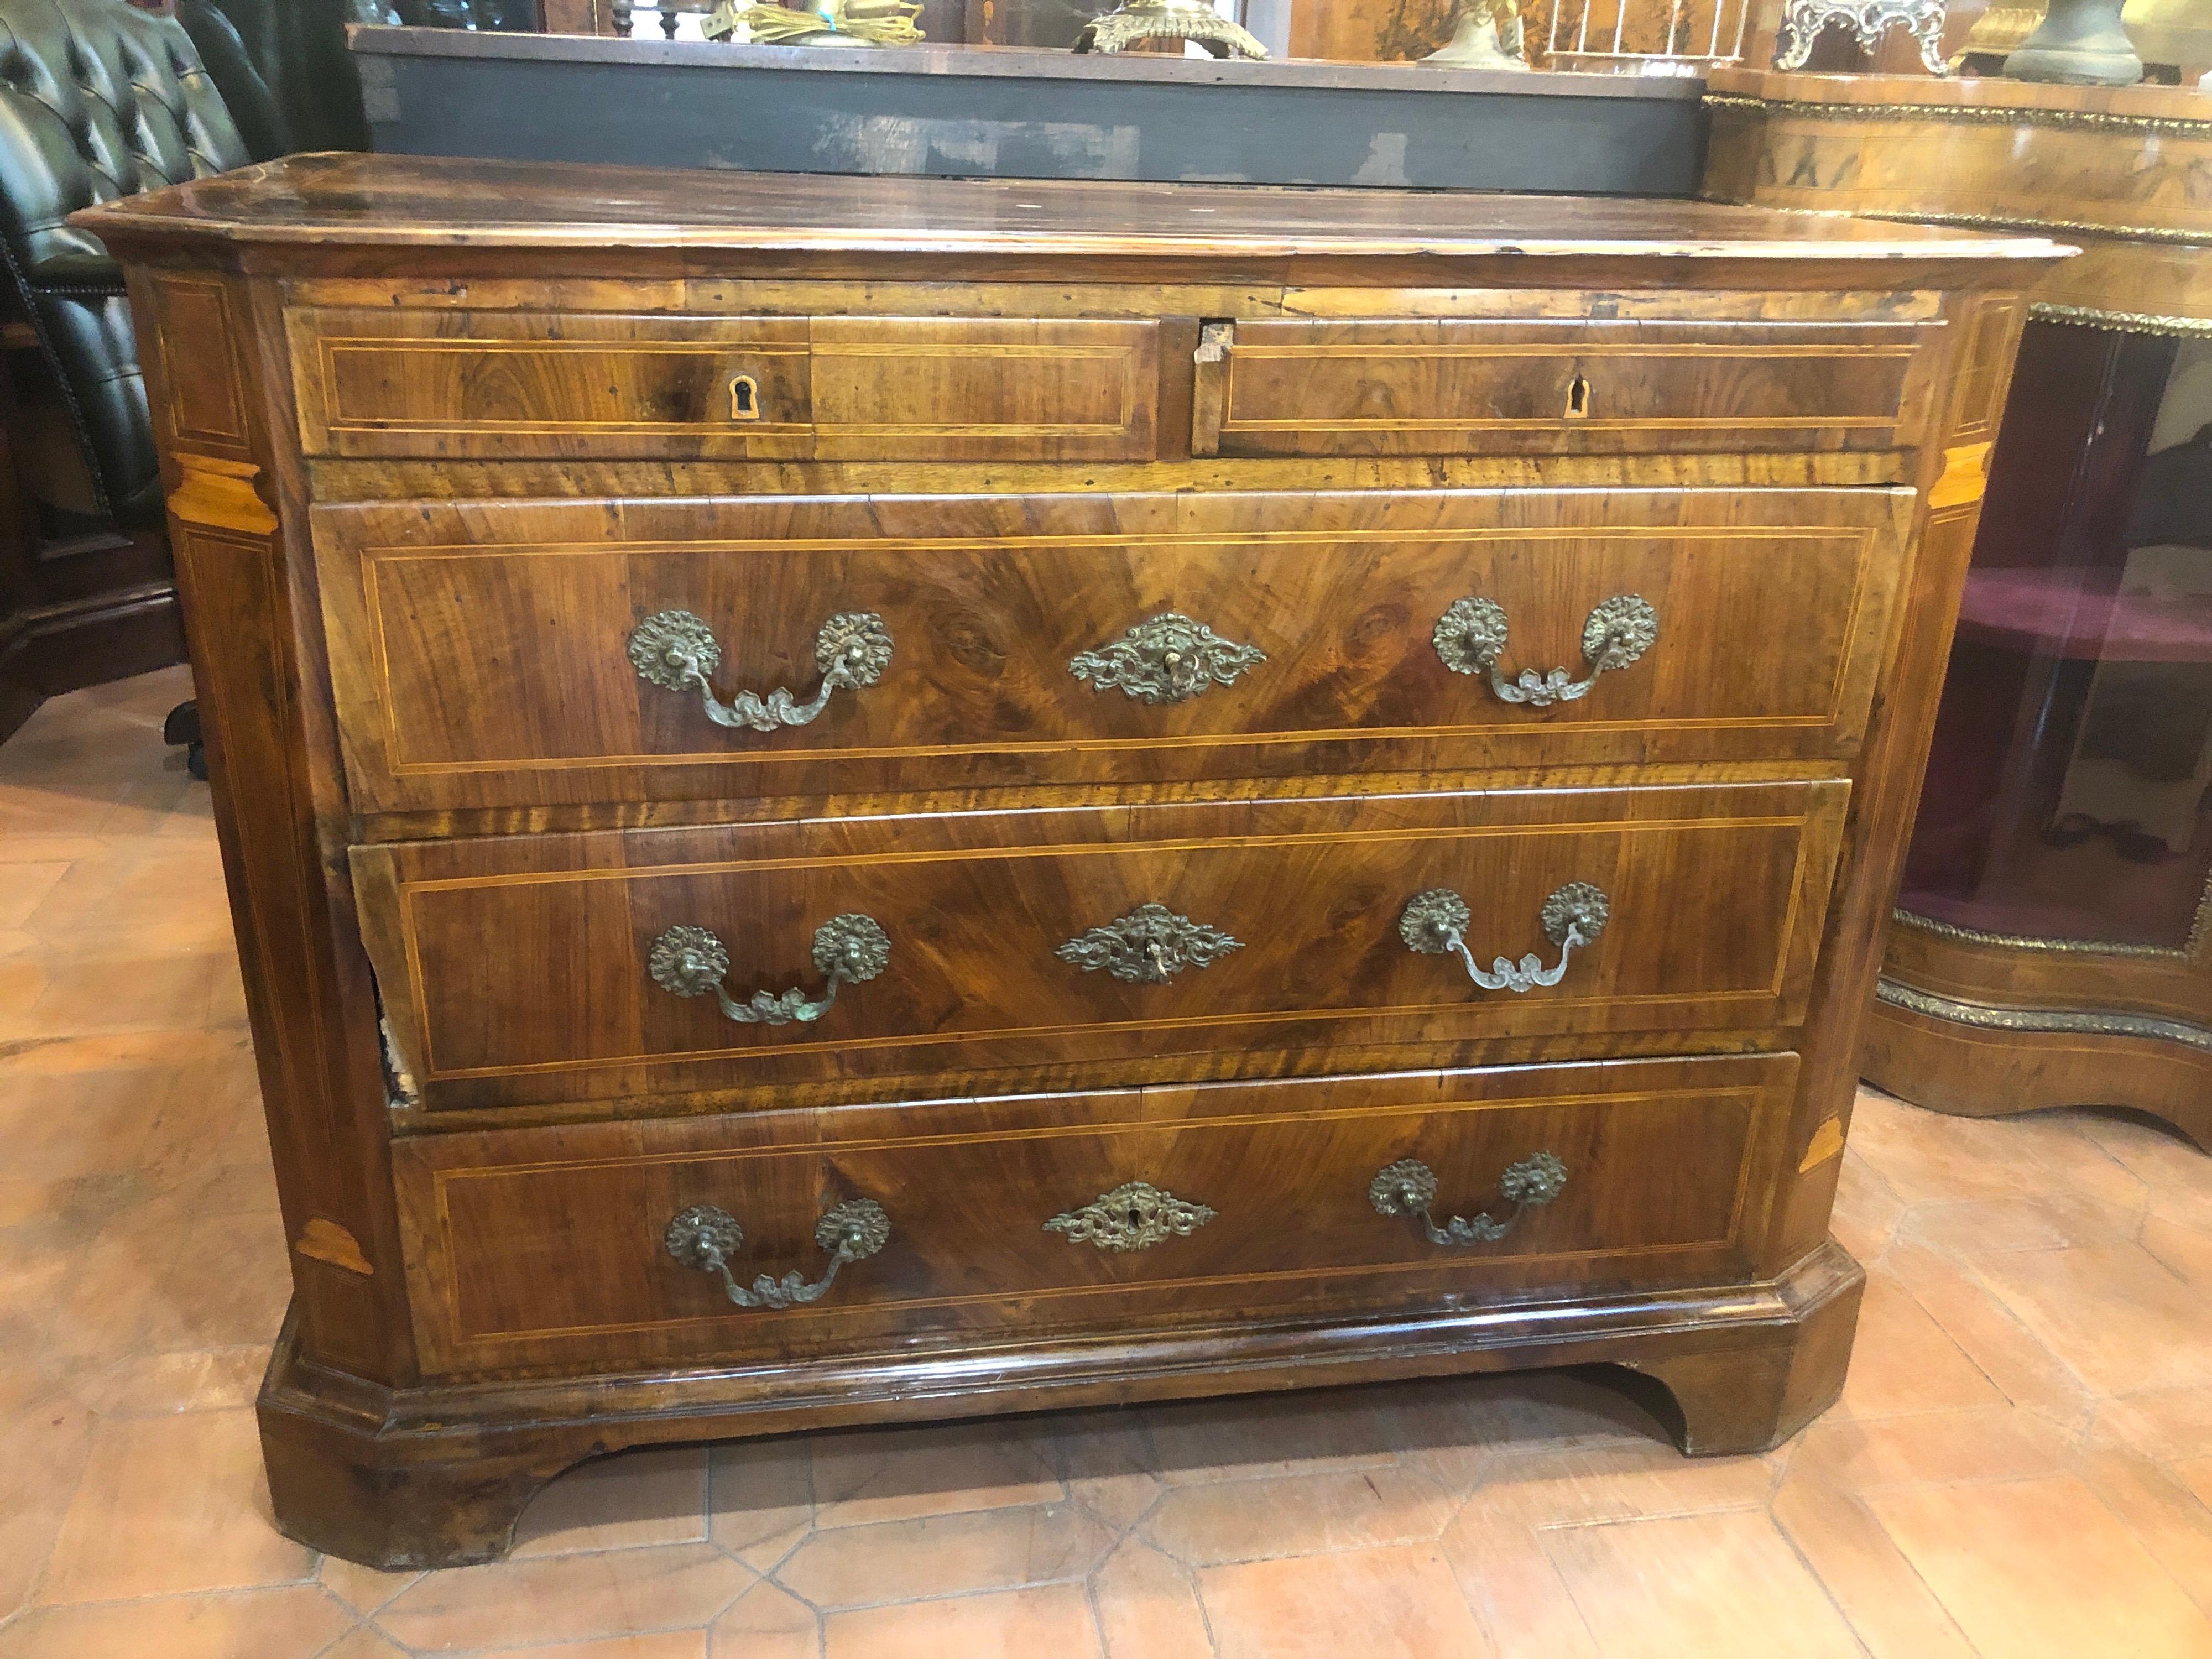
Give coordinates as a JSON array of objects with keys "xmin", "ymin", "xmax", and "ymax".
[{"xmin": 357, "ymin": 780, "xmax": 1848, "ymax": 1112}]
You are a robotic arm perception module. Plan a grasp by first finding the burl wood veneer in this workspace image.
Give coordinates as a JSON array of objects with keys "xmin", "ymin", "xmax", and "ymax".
[{"xmin": 77, "ymin": 154, "xmax": 2064, "ymax": 1568}]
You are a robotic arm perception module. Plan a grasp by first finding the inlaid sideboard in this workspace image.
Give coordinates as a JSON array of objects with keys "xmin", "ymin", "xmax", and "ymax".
[{"xmin": 79, "ymin": 155, "xmax": 2062, "ymax": 1567}]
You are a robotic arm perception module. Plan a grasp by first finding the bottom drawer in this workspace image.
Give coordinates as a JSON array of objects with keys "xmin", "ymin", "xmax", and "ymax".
[{"xmin": 395, "ymin": 1052, "xmax": 1796, "ymax": 1378}]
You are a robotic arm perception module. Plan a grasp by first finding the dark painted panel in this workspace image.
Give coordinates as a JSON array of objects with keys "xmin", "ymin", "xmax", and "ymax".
[{"xmin": 361, "ymin": 53, "xmax": 1703, "ymax": 195}]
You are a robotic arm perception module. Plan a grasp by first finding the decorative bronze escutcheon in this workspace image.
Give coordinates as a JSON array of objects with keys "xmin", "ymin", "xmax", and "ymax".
[
  {"xmin": 1069, "ymin": 612, "xmax": 1266, "ymax": 705},
  {"xmin": 1045, "ymin": 1181, "xmax": 1218, "ymax": 1252},
  {"xmin": 1057, "ymin": 902, "xmax": 1244, "ymax": 985}
]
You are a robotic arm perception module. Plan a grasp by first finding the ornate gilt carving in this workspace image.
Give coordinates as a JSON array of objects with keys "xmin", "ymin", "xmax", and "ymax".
[
  {"xmin": 1045, "ymin": 1182, "xmax": 1218, "ymax": 1251},
  {"xmin": 1773, "ymin": 0, "xmax": 1950, "ymax": 75}
]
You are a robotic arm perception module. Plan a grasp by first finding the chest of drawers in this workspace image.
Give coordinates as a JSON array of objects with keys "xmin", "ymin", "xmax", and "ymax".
[{"xmin": 79, "ymin": 155, "xmax": 2062, "ymax": 1568}]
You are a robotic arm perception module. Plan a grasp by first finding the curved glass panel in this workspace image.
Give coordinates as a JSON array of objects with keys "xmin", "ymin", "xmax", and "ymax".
[{"xmin": 1899, "ymin": 320, "xmax": 2212, "ymax": 951}]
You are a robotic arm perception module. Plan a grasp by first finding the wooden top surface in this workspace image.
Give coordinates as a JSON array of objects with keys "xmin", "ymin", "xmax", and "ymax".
[
  {"xmin": 1708, "ymin": 66, "xmax": 2212, "ymax": 124},
  {"xmin": 347, "ymin": 23, "xmax": 1700, "ymax": 102},
  {"xmin": 77, "ymin": 152, "xmax": 2067, "ymax": 265}
]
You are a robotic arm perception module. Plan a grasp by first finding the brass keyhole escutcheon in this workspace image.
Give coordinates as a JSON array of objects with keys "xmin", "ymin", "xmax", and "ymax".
[
  {"xmin": 1564, "ymin": 374, "xmax": 1591, "ymax": 420},
  {"xmin": 729, "ymin": 373, "xmax": 761, "ymax": 421}
]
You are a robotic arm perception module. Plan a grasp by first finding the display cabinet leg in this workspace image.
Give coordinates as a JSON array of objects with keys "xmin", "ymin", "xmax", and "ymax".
[
  {"xmin": 1621, "ymin": 1245, "xmax": 1865, "ymax": 1456},
  {"xmin": 258, "ymin": 1396, "xmax": 580, "ymax": 1569}
]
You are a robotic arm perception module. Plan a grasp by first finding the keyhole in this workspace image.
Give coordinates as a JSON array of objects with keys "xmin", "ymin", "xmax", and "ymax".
[
  {"xmin": 1564, "ymin": 375, "xmax": 1591, "ymax": 420},
  {"xmin": 729, "ymin": 374, "xmax": 761, "ymax": 422}
]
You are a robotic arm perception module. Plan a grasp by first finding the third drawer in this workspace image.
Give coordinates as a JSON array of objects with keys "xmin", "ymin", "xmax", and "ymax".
[
  {"xmin": 392, "ymin": 1052, "xmax": 1798, "ymax": 1378},
  {"xmin": 357, "ymin": 779, "xmax": 1848, "ymax": 1112}
]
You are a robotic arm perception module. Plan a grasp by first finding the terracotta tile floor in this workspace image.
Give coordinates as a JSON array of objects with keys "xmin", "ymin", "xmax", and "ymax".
[{"xmin": 4, "ymin": 666, "xmax": 2212, "ymax": 1658}]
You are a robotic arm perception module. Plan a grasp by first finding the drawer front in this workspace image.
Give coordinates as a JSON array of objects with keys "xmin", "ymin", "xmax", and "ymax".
[
  {"xmin": 289, "ymin": 310, "xmax": 1164, "ymax": 461},
  {"xmin": 393, "ymin": 1053, "xmax": 1794, "ymax": 1376},
  {"xmin": 1197, "ymin": 319, "xmax": 1937, "ymax": 457},
  {"xmin": 357, "ymin": 781, "xmax": 1846, "ymax": 1112},
  {"xmin": 317, "ymin": 488, "xmax": 1909, "ymax": 813}
]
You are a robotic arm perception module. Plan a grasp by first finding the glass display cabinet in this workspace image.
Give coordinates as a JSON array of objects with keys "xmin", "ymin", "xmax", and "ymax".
[{"xmin": 1705, "ymin": 67, "xmax": 2212, "ymax": 1153}]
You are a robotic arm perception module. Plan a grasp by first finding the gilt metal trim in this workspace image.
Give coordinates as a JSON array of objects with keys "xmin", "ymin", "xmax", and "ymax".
[
  {"xmin": 2029, "ymin": 304, "xmax": 2212, "ymax": 341},
  {"xmin": 1874, "ymin": 979, "xmax": 2212, "ymax": 1055},
  {"xmin": 1702, "ymin": 91, "xmax": 2212, "ymax": 140},
  {"xmin": 1893, "ymin": 875, "xmax": 2212, "ymax": 963},
  {"xmin": 1057, "ymin": 903, "xmax": 1244, "ymax": 985},
  {"xmin": 628, "ymin": 608, "xmax": 893, "ymax": 733},
  {"xmin": 664, "ymin": 1198, "xmax": 892, "ymax": 1310},
  {"xmin": 1069, "ymin": 612, "xmax": 1266, "ymax": 706},
  {"xmin": 1843, "ymin": 208, "xmax": 2211, "ymax": 251},
  {"xmin": 648, "ymin": 914, "xmax": 890, "ymax": 1025},
  {"xmin": 1045, "ymin": 1181, "xmax": 1218, "ymax": 1251},
  {"xmin": 1369, "ymin": 1153, "xmax": 1569, "ymax": 1247}
]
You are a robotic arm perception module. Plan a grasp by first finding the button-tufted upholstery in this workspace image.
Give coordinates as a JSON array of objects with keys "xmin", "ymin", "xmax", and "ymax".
[{"xmin": 0, "ymin": 0, "xmax": 266, "ymax": 528}]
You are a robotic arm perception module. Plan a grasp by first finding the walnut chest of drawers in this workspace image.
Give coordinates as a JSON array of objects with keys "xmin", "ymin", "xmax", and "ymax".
[{"xmin": 79, "ymin": 154, "xmax": 2064, "ymax": 1568}]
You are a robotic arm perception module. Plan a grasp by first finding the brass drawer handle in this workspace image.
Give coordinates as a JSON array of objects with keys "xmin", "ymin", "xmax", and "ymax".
[
  {"xmin": 1433, "ymin": 594, "xmax": 1658, "ymax": 707},
  {"xmin": 1400, "ymin": 881, "xmax": 1609, "ymax": 995},
  {"xmin": 1057, "ymin": 902, "xmax": 1243, "ymax": 984},
  {"xmin": 628, "ymin": 608, "xmax": 893, "ymax": 732},
  {"xmin": 665, "ymin": 1198, "xmax": 891, "ymax": 1309},
  {"xmin": 649, "ymin": 914, "xmax": 890, "ymax": 1026},
  {"xmin": 1046, "ymin": 1180, "xmax": 1217, "ymax": 1252},
  {"xmin": 1070, "ymin": 611, "xmax": 1266, "ymax": 705},
  {"xmin": 1369, "ymin": 1153, "xmax": 1568, "ymax": 1246}
]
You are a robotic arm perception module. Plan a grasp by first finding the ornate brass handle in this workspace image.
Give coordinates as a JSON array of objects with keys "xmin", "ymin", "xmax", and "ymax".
[
  {"xmin": 1400, "ymin": 881, "xmax": 1610, "ymax": 995},
  {"xmin": 1369, "ymin": 1154, "xmax": 1568, "ymax": 1246},
  {"xmin": 628, "ymin": 608, "xmax": 893, "ymax": 732},
  {"xmin": 1070, "ymin": 611, "xmax": 1266, "ymax": 705},
  {"xmin": 664, "ymin": 1199, "xmax": 890, "ymax": 1308},
  {"xmin": 648, "ymin": 914, "xmax": 890, "ymax": 1025},
  {"xmin": 1432, "ymin": 594, "xmax": 1658, "ymax": 708}
]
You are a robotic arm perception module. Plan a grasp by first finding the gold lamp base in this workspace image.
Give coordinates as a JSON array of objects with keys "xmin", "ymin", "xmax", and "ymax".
[
  {"xmin": 1074, "ymin": 1, "xmax": 1269, "ymax": 59},
  {"xmin": 705, "ymin": 0, "xmax": 924, "ymax": 45}
]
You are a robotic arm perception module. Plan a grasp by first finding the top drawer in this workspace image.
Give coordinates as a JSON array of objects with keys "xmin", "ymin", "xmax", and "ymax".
[
  {"xmin": 1194, "ymin": 318, "xmax": 1938, "ymax": 458},
  {"xmin": 286, "ymin": 309, "xmax": 1166, "ymax": 461}
]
